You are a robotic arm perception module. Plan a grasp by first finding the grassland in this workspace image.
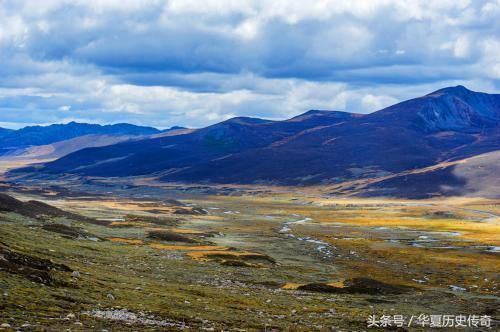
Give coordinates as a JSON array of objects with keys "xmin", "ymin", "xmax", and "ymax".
[{"xmin": 0, "ymin": 185, "xmax": 498, "ymax": 330}]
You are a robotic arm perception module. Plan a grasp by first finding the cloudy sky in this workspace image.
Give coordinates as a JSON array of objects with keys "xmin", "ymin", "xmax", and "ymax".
[{"xmin": 0, "ymin": 0, "xmax": 499, "ymax": 129}]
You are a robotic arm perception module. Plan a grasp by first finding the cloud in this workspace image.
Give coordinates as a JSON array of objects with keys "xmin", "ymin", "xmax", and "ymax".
[
  {"xmin": 0, "ymin": 0, "xmax": 498, "ymax": 128},
  {"xmin": 361, "ymin": 94, "xmax": 399, "ymax": 112}
]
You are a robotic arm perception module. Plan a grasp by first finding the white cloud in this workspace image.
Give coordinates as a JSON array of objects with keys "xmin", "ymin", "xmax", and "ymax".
[
  {"xmin": 361, "ymin": 94, "xmax": 399, "ymax": 112},
  {"xmin": 58, "ymin": 105, "xmax": 71, "ymax": 111},
  {"xmin": 234, "ymin": 18, "xmax": 261, "ymax": 40},
  {"xmin": 479, "ymin": 38, "xmax": 500, "ymax": 79},
  {"xmin": 0, "ymin": 0, "xmax": 498, "ymax": 128},
  {"xmin": 453, "ymin": 36, "xmax": 471, "ymax": 58},
  {"xmin": 0, "ymin": 15, "xmax": 27, "ymax": 46}
]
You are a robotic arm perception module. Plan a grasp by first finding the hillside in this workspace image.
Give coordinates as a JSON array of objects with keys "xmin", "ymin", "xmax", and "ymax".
[
  {"xmin": 11, "ymin": 86, "xmax": 500, "ymax": 198},
  {"xmin": 172, "ymin": 86, "xmax": 498, "ymax": 185},
  {"xmin": 356, "ymin": 150, "xmax": 500, "ymax": 198},
  {"xmin": 1, "ymin": 134, "xmax": 141, "ymax": 160},
  {"xmin": 32, "ymin": 111, "xmax": 356, "ymax": 177}
]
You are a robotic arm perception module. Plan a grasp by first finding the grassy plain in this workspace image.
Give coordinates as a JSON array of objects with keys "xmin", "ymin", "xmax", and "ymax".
[{"xmin": 0, "ymin": 184, "xmax": 498, "ymax": 330}]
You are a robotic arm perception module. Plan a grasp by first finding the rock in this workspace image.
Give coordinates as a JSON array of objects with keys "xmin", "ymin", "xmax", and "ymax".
[
  {"xmin": 1, "ymin": 323, "xmax": 11, "ymax": 328},
  {"xmin": 72, "ymin": 271, "xmax": 80, "ymax": 278},
  {"xmin": 83, "ymin": 309, "xmax": 188, "ymax": 328},
  {"xmin": 74, "ymin": 321, "xmax": 83, "ymax": 326},
  {"xmin": 66, "ymin": 313, "xmax": 76, "ymax": 319},
  {"xmin": 448, "ymin": 285, "xmax": 466, "ymax": 292},
  {"xmin": 107, "ymin": 293, "xmax": 115, "ymax": 300}
]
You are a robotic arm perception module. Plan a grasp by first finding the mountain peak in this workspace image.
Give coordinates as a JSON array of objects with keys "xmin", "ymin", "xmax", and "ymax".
[
  {"xmin": 300, "ymin": 110, "xmax": 333, "ymax": 116},
  {"xmin": 416, "ymin": 86, "xmax": 499, "ymax": 131},
  {"xmin": 220, "ymin": 116, "xmax": 272, "ymax": 126},
  {"xmin": 288, "ymin": 110, "xmax": 356, "ymax": 123},
  {"xmin": 430, "ymin": 85, "xmax": 473, "ymax": 96}
]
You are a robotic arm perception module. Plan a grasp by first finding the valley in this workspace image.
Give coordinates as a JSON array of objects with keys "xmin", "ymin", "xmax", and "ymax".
[
  {"xmin": 0, "ymin": 86, "xmax": 499, "ymax": 330},
  {"xmin": 1, "ymin": 1, "xmax": 499, "ymax": 330},
  {"xmin": 0, "ymin": 180, "xmax": 498, "ymax": 330}
]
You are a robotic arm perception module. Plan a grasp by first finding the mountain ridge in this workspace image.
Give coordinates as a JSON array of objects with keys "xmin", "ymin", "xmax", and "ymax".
[
  {"xmin": 8, "ymin": 86, "xmax": 500, "ymax": 198},
  {"xmin": 0, "ymin": 122, "xmax": 165, "ymax": 156}
]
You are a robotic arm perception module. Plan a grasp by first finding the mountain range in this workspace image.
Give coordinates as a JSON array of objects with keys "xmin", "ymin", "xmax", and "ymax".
[
  {"xmin": 0, "ymin": 122, "xmax": 164, "ymax": 155},
  {"xmin": 7, "ymin": 86, "xmax": 500, "ymax": 198}
]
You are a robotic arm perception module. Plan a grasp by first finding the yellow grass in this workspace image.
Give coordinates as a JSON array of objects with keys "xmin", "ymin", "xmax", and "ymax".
[
  {"xmin": 313, "ymin": 216, "xmax": 500, "ymax": 245},
  {"xmin": 192, "ymin": 215, "xmax": 224, "ymax": 221},
  {"xmin": 327, "ymin": 281, "xmax": 346, "ymax": 288},
  {"xmin": 79, "ymin": 200, "xmax": 174, "ymax": 213},
  {"xmin": 169, "ymin": 229, "xmax": 204, "ymax": 234},
  {"xmin": 281, "ymin": 281, "xmax": 344, "ymax": 290},
  {"xmin": 149, "ymin": 244, "xmax": 228, "ymax": 251},
  {"xmin": 147, "ymin": 228, "xmax": 204, "ymax": 234},
  {"xmin": 282, "ymin": 283, "xmax": 301, "ymax": 290},
  {"xmin": 109, "ymin": 237, "xmax": 144, "ymax": 245}
]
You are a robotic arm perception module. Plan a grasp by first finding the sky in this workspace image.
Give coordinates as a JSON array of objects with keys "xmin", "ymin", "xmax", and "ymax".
[{"xmin": 0, "ymin": 0, "xmax": 499, "ymax": 129}]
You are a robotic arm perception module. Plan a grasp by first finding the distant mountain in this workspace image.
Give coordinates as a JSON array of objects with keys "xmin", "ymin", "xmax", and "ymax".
[
  {"xmin": 12, "ymin": 86, "xmax": 500, "ymax": 198},
  {"xmin": 161, "ymin": 126, "xmax": 186, "ymax": 132},
  {"xmin": 0, "ymin": 127, "xmax": 14, "ymax": 138},
  {"xmin": 0, "ymin": 122, "xmax": 161, "ymax": 155},
  {"xmin": 0, "ymin": 122, "xmax": 160, "ymax": 151},
  {"xmin": 0, "ymin": 134, "xmax": 141, "ymax": 161}
]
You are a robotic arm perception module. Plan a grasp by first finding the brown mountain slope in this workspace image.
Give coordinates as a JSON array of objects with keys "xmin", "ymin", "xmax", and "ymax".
[{"xmin": 353, "ymin": 150, "xmax": 500, "ymax": 198}]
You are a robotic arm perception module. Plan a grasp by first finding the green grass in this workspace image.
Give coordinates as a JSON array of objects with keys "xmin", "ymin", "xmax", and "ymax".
[{"xmin": 0, "ymin": 192, "xmax": 499, "ymax": 330}]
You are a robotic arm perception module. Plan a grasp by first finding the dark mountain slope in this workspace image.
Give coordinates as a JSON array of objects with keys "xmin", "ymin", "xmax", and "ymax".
[
  {"xmin": 161, "ymin": 86, "xmax": 499, "ymax": 185},
  {"xmin": 357, "ymin": 150, "xmax": 500, "ymax": 198},
  {"xmin": 366, "ymin": 85, "xmax": 499, "ymax": 132},
  {"xmin": 14, "ymin": 86, "xmax": 500, "ymax": 197},
  {"xmin": 0, "ymin": 193, "xmax": 89, "ymax": 220},
  {"xmin": 35, "ymin": 111, "xmax": 356, "ymax": 177}
]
